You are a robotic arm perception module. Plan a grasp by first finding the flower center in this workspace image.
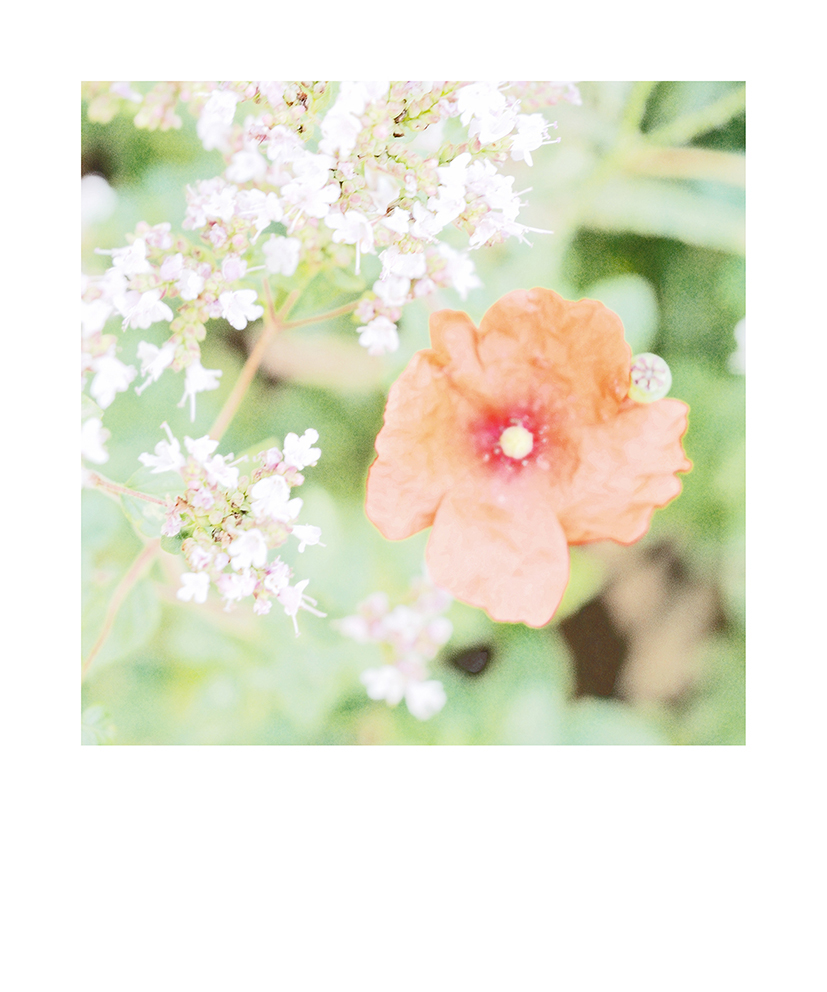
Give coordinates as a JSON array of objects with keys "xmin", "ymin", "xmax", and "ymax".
[{"xmin": 498, "ymin": 424, "xmax": 534, "ymax": 460}]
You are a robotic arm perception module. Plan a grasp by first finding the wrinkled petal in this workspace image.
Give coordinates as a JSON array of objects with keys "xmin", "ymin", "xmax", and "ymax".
[
  {"xmin": 477, "ymin": 289, "xmax": 632, "ymax": 422},
  {"xmin": 555, "ymin": 399, "xmax": 691, "ymax": 544},
  {"xmin": 366, "ymin": 350, "xmax": 477, "ymax": 540},
  {"xmin": 425, "ymin": 472, "xmax": 570, "ymax": 627}
]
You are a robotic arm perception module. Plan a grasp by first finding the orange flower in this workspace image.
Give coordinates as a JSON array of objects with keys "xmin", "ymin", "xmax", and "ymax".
[{"xmin": 366, "ymin": 288, "xmax": 691, "ymax": 628}]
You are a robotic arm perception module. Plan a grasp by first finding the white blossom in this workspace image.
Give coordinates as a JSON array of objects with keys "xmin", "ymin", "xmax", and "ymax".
[
  {"xmin": 263, "ymin": 235, "xmax": 301, "ymax": 276},
  {"xmin": 197, "ymin": 89, "xmax": 239, "ymax": 151},
  {"xmin": 177, "ymin": 572, "xmax": 210, "ymax": 604},
  {"xmin": 218, "ymin": 289, "xmax": 264, "ymax": 330},
  {"xmin": 357, "ymin": 316, "xmax": 399, "ymax": 356},
  {"xmin": 249, "ymin": 474, "xmax": 303, "ymax": 522},
  {"xmin": 178, "ymin": 360, "xmax": 222, "ymax": 422},
  {"xmin": 117, "ymin": 289, "xmax": 174, "ymax": 331},
  {"xmin": 140, "ymin": 423, "xmax": 185, "ymax": 474},
  {"xmin": 404, "ymin": 680, "xmax": 447, "ymax": 720},
  {"xmin": 81, "ymin": 417, "xmax": 110, "ymax": 464},
  {"xmin": 291, "ymin": 524, "xmax": 323, "ymax": 553},
  {"xmin": 282, "ymin": 429, "xmax": 321, "ymax": 470},
  {"xmin": 90, "ymin": 348, "xmax": 136, "ymax": 409},
  {"xmin": 228, "ymin": 529, "xmax": 268, "ymax": 571},
  {"xmin": 135, "ymin": 340, "xmax": 175, "ymax": 395}
]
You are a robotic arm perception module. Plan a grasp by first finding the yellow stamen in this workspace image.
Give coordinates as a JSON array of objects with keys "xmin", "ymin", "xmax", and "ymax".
[{"xmin": 499, "ymin": 425, "xmax": 533, "ymax": 460}]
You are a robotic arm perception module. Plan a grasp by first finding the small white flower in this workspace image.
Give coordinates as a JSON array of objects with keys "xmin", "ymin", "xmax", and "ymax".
[
  {"xmin": 217, "ymin": 570, "xmax": 257, "ymax": 606},
  {"xmin": 405, "ymin": 680, "xmax": 447, "ymax": 720},
  {"xmin": 263, "ymin": 559, "xmax": 291, "ymax": 596},
  {"xmin": 228, "ymin": 529, "xmax": 268, "ymax": 571},
  {"xmin": 373, "ymin": 274, "xmax": 410, "ymax": 307},
  {"xmin": 277, "ymin": 578, "xmax": 326, "ymax": 635},
  {"xmin": 226, "ymin": 147, "xmax": 268, "ymax": 184},
  {"xmin": 159, "ymin": 253, "xmax": 184, "ymax": 281},
  {"xmin": 249, "ymin": 475, "xmax": 303, "ymax": 523},
  {"xmin": 219, "ymin": 289, "xmax": 264, "ymax": 330},
  {"xmin": 176, "ymin": 268, "xmax": 205, "ymax": 301},
  {"xmin": 109, "ymin": 238, "xmax": 152, "ymax": 276},
  {"xmin": 357, "ymin": 316, "xmax": 399, "ymax": 356},
  {"xmin": 81, "ymin": 417, "xmax": 110, "ymax": 464},
  {"xmin": 81, "ymin": 298, "xmax": 113, "ymax": 337},
  {"xmin": 201, "ymin": 453, "xmax": 240, "ymax": 489},
  {"xmin": 435, "ymin": 244, "xmax": 481, "ymax": 300},
  {"xmin": 324, "ymin": 209, "xmax": 374, "ymax": 273},
  {"xmin": 380, "ymin": 246, "xmax": 427, "ymax": 281},
  {"xmin": 510, "ymin": 113, "xmax": 555, "ymax": 167},
  {"xmin": 140, "ymin": 423, "xmax": 185, "ymax": 474},
  {"xmin": 263, "ymin": 235, "xmax": 301, "ymax": 276},
  {"xmin": 90, "ymin": 348, "xmax": 137, "ymax": 409},
  {"xmin": 81, "ymin": 174, "xmax": 117, "ymax": 228},
  {"xmin": 291, "ymin": 524, "xmax": 323, "ymax": 553},
  {"xmin": 360, "ymin": 666, "xmax": 406, "ymax": 706},
  {"xmin": 382, "ymin": 207, "xmax": 410, "ymax": 235},
  {"xmin": 118, "ymin": 289, "xmax": 174, "ymax": 331},
  {"xmin": 184, "ymin": 434, "xmax": 219, "ymax": 464},
  {"xmin": 197, "ymin": 89, "xmax": 239, "ymax": 151},
  {"xmin": 177, "ymin": 572, "xmax": 210, "ymax": 604},
  {"xmin": 135, "ymin": 340, "xmax": 175, "ymax": 396},
  {"xmin": 221, "ymin": 256, "xmax": 247, "ymax": 282},
  {"xmin": 178, "ymin": 360, "xmax": 222, "ymax": 422},
  {"xmin": 282, "ymin": 428, "xmax": 321, "ymax": 470}
]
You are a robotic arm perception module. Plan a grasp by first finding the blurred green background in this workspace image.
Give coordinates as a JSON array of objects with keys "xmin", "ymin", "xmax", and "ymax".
[{"xmin": 81, "ymin": 81, "xmax": 745, "ymax": 745}]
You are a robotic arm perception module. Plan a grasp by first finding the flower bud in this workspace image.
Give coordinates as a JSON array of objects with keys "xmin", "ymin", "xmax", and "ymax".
[{"xmin": 628, "ymin": 353, "xmax": 672, "ymax": 403}]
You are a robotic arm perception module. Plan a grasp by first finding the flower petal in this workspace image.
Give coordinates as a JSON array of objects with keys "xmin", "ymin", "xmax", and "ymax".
[
  {"xmin": 366, "ymin": 350, "xmax": 477, "ymax": 540},
  {"xmin": 477, "ymin": 288, "xmax": 632, "ymax": 422},
  {"xmin": 555, "ymin": 399, "xmax": 691, "ymax": 544},
  {"xmin": 425, "ymin": 472, "xmax": 570, "ymax": 627}
]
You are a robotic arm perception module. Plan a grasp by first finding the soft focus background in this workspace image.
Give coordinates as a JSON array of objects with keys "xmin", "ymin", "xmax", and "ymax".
[{"xmin": 81, "ymin": 81, "xmax": 745, "ymax": 745}]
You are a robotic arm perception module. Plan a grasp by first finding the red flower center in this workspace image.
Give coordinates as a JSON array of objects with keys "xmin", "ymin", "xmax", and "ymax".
[{"xmin": 471, "ymin": 407, "xmax": 551, "ymax": 474}]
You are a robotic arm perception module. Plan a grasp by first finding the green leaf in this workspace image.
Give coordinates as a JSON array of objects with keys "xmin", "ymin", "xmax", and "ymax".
[{"xmin": 580, "ymin": 175, "xmax": 745, "ymax": 254}]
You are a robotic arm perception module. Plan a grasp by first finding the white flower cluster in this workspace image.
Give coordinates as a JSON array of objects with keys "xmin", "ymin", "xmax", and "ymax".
[
  {"xmin": 83, "ymin": 80, "xmax": 578, "ymax": 378},
  {"xmin": 139, "ymin": 424, "xmax": 324, "ymax": 631},
  {"xmin": 335, "ymin": 576, "xmax": 454, "ymax": 720}
]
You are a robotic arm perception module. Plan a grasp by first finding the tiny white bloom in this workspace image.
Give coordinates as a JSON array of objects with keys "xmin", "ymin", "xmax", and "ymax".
[
  {"xmin": 291, "ymin": 524, "xmax": 323, "ymax": 553},
  {"xmin": 282, "ymin": 428, "xmax": 321, "ymax": 470},
  {"xmin": 177, "ymin": 572, "xmax": 210, "ymax": 604},
  {"xmin": 228, "ymin": 529, "xmax": 268, "ymax": 571},
  {"xmin": 277, "ymin": 578, "xmax": 325, "ymax": 635},
  {"xmin": 373, "ymin": 274, "xmax": 410, "ymax": 307},
  {"xmin": 360, "ymin": 666, "xmax": 406, "ymax": 706},
  {"xmin": 118, "ymin": 289, "xmax": 174, "ymax": 331},
  {"xmin": 81, "ymin": 298, "xmax": 113, "ymax": 337},
  {"xmin": 405, "ymin": 680, "xmax": 447, "ymax": 720},
  {"xmin": 357, "ymin": 316, "xmax": 399, "ymax": 356},
  {"xmin": 90, "ymin": 349, "xmax": 137, "ymax": 409},
  {"xmin": 218, "ymin": 289, "xmax": 264, "ymax": 330},
  {"xmin": 197, "ymin": 89, "xmax": 239, "ymax": 151},
  {"xmin": 263, "ymin": 234, "xmax": 301, "ymax": 276},
  {"xmin": 140, "ymin": 423, "xmax": 185, "ymax": 474},
  {"xmin": 81, "ymin": 417, "xmax": 110, "ymax": 464},
  {"xmin": 184, "ymin": 434, "xmax": 219, "ymax": 464},
  {"xmin": 249, "ymin": 474, "xmax": 303, "ymax": 522},
  {"xmin": 135, "ymin": 340, "xmax": 175, "ymax": 395},
  {"xmin": 176, "ymin": 268, "xmax": 205, "ymax": 301},
  {"xmin": 178, "ymin": 360, "xmax": 222, "ymax": 422}
]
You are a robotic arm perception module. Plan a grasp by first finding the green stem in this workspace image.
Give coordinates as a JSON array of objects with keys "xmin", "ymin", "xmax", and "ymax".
[
  {"xmin": 282, "ymin": 301, "xmax": 359, "ymax": 330},
  {"xmin": 208, "ymin": 282, "xmax": 300, "ymax": 442},
  {"xmin": 87, "ymin": 473, "xmax": 167, "ymax": 506},
  {"xmin": 645, "ymin": 84, "xmax": 746, "ymax": 147}
]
